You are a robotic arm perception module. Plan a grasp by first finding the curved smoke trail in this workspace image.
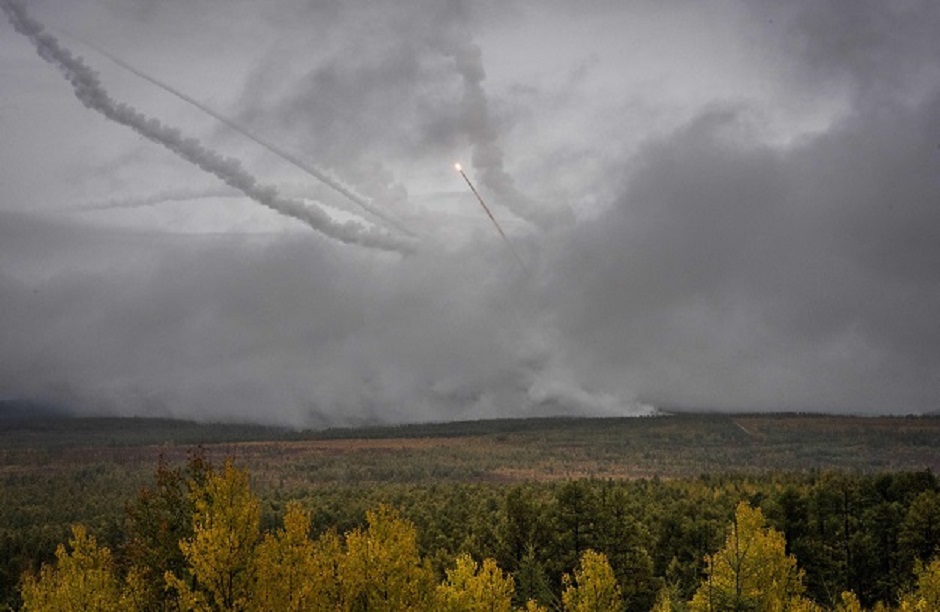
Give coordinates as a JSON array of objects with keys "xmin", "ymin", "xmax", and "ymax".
[
  {"xmin": 67, "ymin": 34, "xmax": 416, "ymax": 239},
  {"xmin": 1, "ymin": 0, "xmax": 413, "ymax": 254}
]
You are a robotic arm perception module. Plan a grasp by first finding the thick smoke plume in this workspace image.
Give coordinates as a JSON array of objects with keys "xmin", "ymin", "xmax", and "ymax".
[{"xmin": 1, "ymin": 0, "xmax": 412, "ymax": 254}]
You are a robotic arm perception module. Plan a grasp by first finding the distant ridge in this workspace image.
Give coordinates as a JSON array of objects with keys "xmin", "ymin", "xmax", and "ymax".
[{"xmin": 0, "ymin": 399, "xmax": 69, "ymax": 420}]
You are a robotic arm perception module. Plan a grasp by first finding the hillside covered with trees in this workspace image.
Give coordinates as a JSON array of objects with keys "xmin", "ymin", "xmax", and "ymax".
[
  {"xmin": 2, "ymin": 413, "xmax": 940, "ymax": 610},
  {"xmin": 17, "ymin": 455, "xmax": 940, "ymax": 611}
]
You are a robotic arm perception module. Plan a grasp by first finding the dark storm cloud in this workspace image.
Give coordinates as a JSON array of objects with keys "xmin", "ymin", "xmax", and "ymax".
[
  {"xmin": 548, "ymin": 86, "xmax": 940, "ymax": 412},
  {"xmin": 778, "ymin": 0, "xmax": 940, "ymax": 99}
]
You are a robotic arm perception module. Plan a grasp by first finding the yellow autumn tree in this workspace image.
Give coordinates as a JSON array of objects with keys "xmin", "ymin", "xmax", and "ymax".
[
  {"xmin": 561, "ymin": 549, "xmax": 623, "ymax": 612},
  {"xmin": 436, "ymin": 554, "xmax": 515, "ymax": 611},
  {"xmin": 834, "ymin": 591, "xmax": 863, "ymax": 612},
  {"xmin": 308, "ymin": 529, "xmax": 345, "ymax": 609},
  {"xmin": 339, "ymin": 504, "xmax": 435, "ymax": 611},
  {"xmin": 650, "ymin": 584, "xmax": 686, "ymax": 612},
  {"xmin": 165, "ymin": 459, "xmax": 261, "ymax": 611},
  {"xmin": 898, "ymin": 558, "xmax": 940, "ymax": 611},
  {"xmin": 20, "ymin": 524, "xmax": 145, "ymax": 612},
  {"xmin": 250, "ymin": 501, "xmax": 317, "ymax": 612},
  {"xmin": 689, "ymin": 501, "xmax": 808, "ymax": 612}
]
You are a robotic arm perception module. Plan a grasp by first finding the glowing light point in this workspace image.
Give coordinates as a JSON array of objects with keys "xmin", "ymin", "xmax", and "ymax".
[{"xmin": 452, "ymin": 160, "xmax": 526, "ymax": 270}]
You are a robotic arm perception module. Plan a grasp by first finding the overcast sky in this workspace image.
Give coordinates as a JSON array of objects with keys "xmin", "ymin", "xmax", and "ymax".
[{"xmin": 1, "ymin": 0, "xmax": 939, "ymax": 425}]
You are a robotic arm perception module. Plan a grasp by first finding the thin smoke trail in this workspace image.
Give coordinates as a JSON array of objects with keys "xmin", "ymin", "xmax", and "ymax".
[
  {"xmin": 455, "ymin": 163, "xmax": 526, "ymax": 270},
  {"xmin": 72, "ymin": 185, "xmax": 331, "ymax": 213},
  {"xmin": 1, "ymin": 0, "xmax": 413, "ymax": 254},
  {"xmin": 72, "ymin": 187, "xmax": 239, "ymax": 212},
  {"xmin": 63, "ymin": 32, "xmax": 416, "ymax": 239}
]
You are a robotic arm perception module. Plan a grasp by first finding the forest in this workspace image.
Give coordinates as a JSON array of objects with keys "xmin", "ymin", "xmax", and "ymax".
[{"xmin": 1, "ymin": 411, "xmax": 940, "ymax": 610}]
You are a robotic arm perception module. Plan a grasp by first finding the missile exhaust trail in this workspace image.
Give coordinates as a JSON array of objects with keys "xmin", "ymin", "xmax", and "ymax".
[
  {"xmin": 71, "ymin": 188, "xmax": 238, "ymax": 212},
  {"xmin": 454, "ymin": 163, "xmax": 525, "ymax": 269},
  {"xmin": 0, "ymin": 0, "xmax": 412, "ymax": 254},
  {"xmin": 59, "ymin": 31, "xmax": 415, "ymax": 239}
]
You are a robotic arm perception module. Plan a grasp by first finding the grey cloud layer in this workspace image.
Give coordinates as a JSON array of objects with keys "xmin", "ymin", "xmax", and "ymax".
[
  {"xmin": 1, "ymin": 0, "xmax": 938, "ymax": 423},
  {"xmin": 550, "ymin": 93, "xmax": 940, "ymax": 412},
  {"xmin": 0, "ymin": 212, "xmax": 542, "ymax": 425}
]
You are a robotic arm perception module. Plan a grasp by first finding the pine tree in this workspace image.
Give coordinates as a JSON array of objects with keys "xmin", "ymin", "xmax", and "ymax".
[
  {"xmin": 513, "ymin": 544, "xmax": 555, "ymax": 609},
  {"xmin": 124, "ymin": 450, "xmax": 212, "ymax": 609}
]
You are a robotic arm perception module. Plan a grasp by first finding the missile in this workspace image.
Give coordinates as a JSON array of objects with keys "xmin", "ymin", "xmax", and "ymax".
[{"xmin": 453, "ymin": 163, "xmax": 525, "ymax": 269}]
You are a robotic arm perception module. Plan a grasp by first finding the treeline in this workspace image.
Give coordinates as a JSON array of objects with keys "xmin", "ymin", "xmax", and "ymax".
[
  {"xmin": 8, "ymin": 455, "xmax": 940, "ymax": 611},
  {"xmin": 287, "ymin": 472, "xmax": 940, "ymax": 609}
]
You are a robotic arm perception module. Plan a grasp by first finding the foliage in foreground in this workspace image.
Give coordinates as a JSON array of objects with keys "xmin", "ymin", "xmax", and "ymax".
[
  {"xmin": 18, "ymin": 457, "xmax": 940, "ymax": 611},
  {"xmin": 19, "ymin": 525, "xmax": 144, "ymax": 612},
  {"xmin": 5, "ymin": 413, "xmax": 940, "ymax": 610},
  {"xmin": 689, "ymin": 502, "xmax": 807, "ymax": 610}
]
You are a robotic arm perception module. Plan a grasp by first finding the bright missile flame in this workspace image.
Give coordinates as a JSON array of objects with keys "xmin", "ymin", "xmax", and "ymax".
[{"xmin": 452, "ymin": 161, "xmax": 526, "ymax": 269}]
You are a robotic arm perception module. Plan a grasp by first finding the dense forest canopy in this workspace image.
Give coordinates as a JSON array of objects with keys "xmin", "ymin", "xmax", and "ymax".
[{"xmin": 2, "ymin": 414, "xmax": 939, "ymax": 610}]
